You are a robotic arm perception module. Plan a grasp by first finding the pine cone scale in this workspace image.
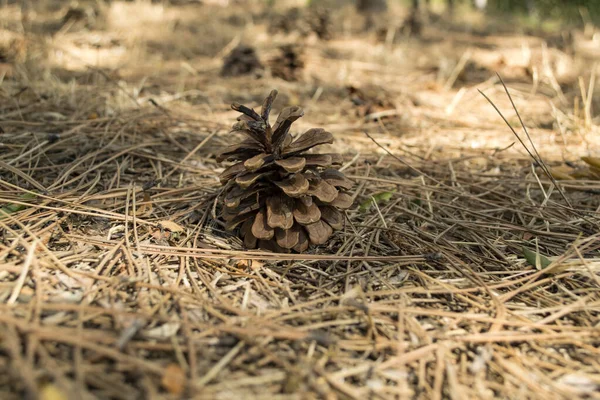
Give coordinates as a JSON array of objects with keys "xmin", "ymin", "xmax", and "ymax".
[
  {"xmin": 321, "ymin": 169, "xmax": 353, "ymax": 189},
  {"xmin": 326, "ymin": 192, "xmax": 353, "ymax": 209},
  {"xmin": 266, "ymin": 195, "xmax": 294, "ymax": 230},
  {"xmin": 276, "ymin": 225, "xmax": 300, "ymax": 249},
  {"xmin": 243, "ymin": 153, "xmax": 270, "ymax": 171},
  {"xmin": 275, "ymin": 157, "xmax": 306, "ymax": 173},
  {"xmin": 283, "ymin": 129, "xmax": 334, "ymax": 156},
  {"xmin": 307, "ymin": 179, "xmax": 338, "ymax": 203},
  {"xmin": 320, "ymin": 206, "xmax": 344, "ymax": 230},
  {"xmin": 275, "ymin": 174, "xmax": 310, "ymax": 197},
  {"xmin": 293, "ymin": 229, "xmax": 310, "ymax": 253},
  {"xmin": 251, "ymin": 210, "xmax": 275, "ymax": 240},
  {"xmin": 235, "ymin": 172, "xmax": 267, "ymax": 188},
  {"xmin": 293, "ymin": 201, "xmax": 321, "ymax": 225},
  {"xmin": 304, "ymin": 220, "xmax": 333, "ymax": 245},
  {"xmin": 220, "ymin": 162, "xmax": 247, "ymax": 183},
  {"xmin": 304, "ymin": 154, "xmax": 333, "ymax": 167}
]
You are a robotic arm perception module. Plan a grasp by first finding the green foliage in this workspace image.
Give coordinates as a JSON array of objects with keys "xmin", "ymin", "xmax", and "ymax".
[
  {"xmin": 522, "ymin": 246, "xmax": 553, "ymax": 270},
  {"xmin": 0, "ymin": 193, "xmax": 36, "ymax": 219},
  {"xmin": 359, "ymin": 191, "xmax": 394, "ymax": 212}
]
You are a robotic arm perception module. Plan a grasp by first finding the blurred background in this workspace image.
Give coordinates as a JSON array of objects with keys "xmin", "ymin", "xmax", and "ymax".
[{"xmin": 1, "ymin": 0, "xmax": 599, "ymax": 158}]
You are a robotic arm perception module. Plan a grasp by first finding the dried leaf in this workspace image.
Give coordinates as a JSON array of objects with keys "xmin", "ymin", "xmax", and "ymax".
[
  {"xmin": 235, "ymin": 259, "xmax": 264, "ymax": 271},
  {"xmin": 151, "ymin": 229, "xmax": 170, "ymax": 242},
  {"xmin": 39, "ymin": 383, "xmax": 68, "ymax": 400},
  {"xmin": 158, "ymin": 220, "xmax": 185, "ymax": 233},
  {"xmin": 549, "ymin": 168, "xmax": 575, "ymax": 181},
  {"xmin": 144, "ymin": 322, "xmax": 181, "ymax": 339},
  {"xmin": 136, "ymin": 192, "xmax": 153, "ymax": 216},
  {"xmin": 581, "ymin": 156, "xmax": 600, "ymax": 169},
  {"xmin": 161, "ymin": 363, "xmax": 186, "ymax": 396}
]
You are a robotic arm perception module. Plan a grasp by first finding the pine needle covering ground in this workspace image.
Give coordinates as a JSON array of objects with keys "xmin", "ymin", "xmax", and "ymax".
[{"xmin": 1, "ymin": 1, "xmax": 600, "ymax": 399}]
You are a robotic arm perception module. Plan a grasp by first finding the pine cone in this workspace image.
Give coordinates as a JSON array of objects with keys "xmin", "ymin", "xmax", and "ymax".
[
  {"xmin": 62, "ymin": 5, "xmax": 96, "ymax": 27},
  {"xmin": 268, "ymin": 7, "xmax": 305, "ymax": 35},
  {"xmin": 217, "ymin": 90, "xmax": 353, "ymax": 253},
  {"xmin": 268, "ymin": 7, "xmax": 332, "ymax": 40},
  {"xmin": 221, "ymin": 45, "xmax": 263, "ymax": 77},
  {"xmin": 403, "ymin": 9, "xmax": 422, "ymax": 36},
  {"xmin": 269, "ymin": 45, "xmax": 304, "ymax": 82},
  {"xmin": 347, "ymin": 85, "xmax": 395, "ymax": 119},
  {"xmin": 307, "ymin": 7, "xmax": 332, "ymax": 40},
  {"xmin": 0, "ymin": 31, "xmax": 27, "ymax": 78}
]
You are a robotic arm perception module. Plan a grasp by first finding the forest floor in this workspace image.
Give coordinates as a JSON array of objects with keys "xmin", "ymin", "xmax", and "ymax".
[{"xmin": 1, "ymin": 1, "xmax": 600, "ymax": 399}]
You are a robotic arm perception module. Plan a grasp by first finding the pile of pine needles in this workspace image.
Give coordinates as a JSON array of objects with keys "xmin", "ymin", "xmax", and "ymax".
[{"xmin": 1, "ymin": 1, "xmax": 600, "ymax": 398}]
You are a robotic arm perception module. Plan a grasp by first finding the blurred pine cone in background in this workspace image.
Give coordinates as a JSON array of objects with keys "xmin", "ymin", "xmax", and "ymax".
[
  {"xmin": 0, "ymin": 29, "xmax": 27, "ymax": 78},
  {"xmin": 268, "ymin": 6, "xmax": 332, "ymax": 40},
  {"xmin": 269, "ymin": 45, "xmax": 305, "ymax": 81},
  {"xmin": 221, "ymin": 45, "xmax": 263, "ymax": 77}
]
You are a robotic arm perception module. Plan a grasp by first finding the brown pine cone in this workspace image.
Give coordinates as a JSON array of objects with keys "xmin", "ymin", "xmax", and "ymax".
[
  {"xmin": 346, "ymin": 85, "xmax": 396, "ymax": 119},
  {"xmin": 269, "ymin": 45, "xmax": 304, "ymax": 82},
  {"xmin": 221, "ymin": 45, "xmax": 263, "ymax": 77},
  {"xmin": 217, "ymin": 90, "xmax": 353, "ymax": 252}
]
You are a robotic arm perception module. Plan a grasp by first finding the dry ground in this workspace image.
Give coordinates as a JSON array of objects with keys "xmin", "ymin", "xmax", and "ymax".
[{"xmin": 1, "ymin": 0, "xmax": 600, "ymax": 399}]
